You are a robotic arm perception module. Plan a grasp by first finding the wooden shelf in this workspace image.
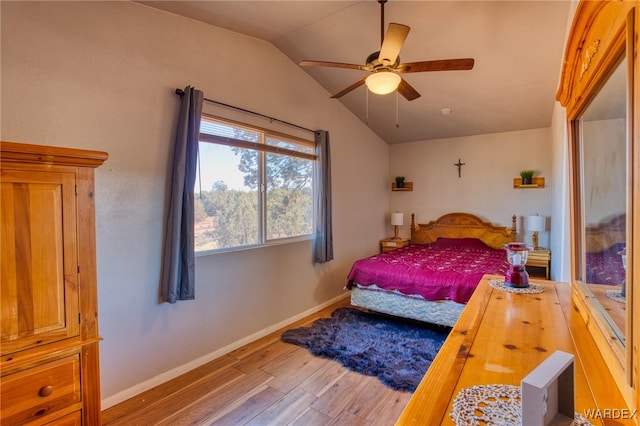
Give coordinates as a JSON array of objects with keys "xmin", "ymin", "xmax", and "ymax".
[
  {"xmin": 392, "ymin": 182, "xmax": 413, "ymax": 191},
  {"xmin": 513, "ymin": 177, "xmax": 545, "ymax": 188}
]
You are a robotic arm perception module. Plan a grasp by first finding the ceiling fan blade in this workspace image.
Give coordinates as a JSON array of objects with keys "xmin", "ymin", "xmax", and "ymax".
[
  {"xmin": 398, "ymin": 58, "xmax": 475, "ymax": 73},
  {"xmin": 299, "ymin": 60, "xmax": 369, "ymax": 71},
  {"xmin": 378, "ymin": 23, "xmax": 410, "ymax": 66},
  {"xmin": 330, "ymin": 77, "xmax": 367, "ymax": 98},
  {"xmin": 398, "ymin": 78, "xmax": 421, "ymax": 101}
]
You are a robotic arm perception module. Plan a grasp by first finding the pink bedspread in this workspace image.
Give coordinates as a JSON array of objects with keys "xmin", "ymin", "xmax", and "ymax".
[
  {"xmin": 347, "ymin": 238, "xmax": 509, "ymax": 304},
  {"xmin": 585, "ymin": 243, "xmax": 626, "ymax": 285}
]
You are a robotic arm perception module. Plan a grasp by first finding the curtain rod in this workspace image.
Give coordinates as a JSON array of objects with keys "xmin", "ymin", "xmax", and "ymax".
[{"xmin": 175, "ymin": 88, "xmax": 315, "ymax": 134}]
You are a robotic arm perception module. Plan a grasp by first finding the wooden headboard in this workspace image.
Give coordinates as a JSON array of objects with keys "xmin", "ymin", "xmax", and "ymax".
[
  {"xmin": 410, "ymin": 212, "xmax": 517, "ymax": 249},
  {"xmin": 585, "ymin": 213, "xmax": 626, "ymax": 253}
]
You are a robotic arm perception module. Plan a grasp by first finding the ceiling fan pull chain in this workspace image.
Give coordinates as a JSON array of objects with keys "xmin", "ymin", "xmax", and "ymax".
[
  {"xmin": 366, "ymin": 89, "xmax": 369, "ymax": 124},
  {"xmin": 396, "ymin": 90, "xmax": 400, "ymax": 128}
]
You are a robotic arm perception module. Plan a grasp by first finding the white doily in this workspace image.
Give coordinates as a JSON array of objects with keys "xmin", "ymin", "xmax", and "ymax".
[
  {"xmin": 605, "ymin": 289, "xmax": 625, "ymax": 303},
  {"xmin": 450, "ymin": 384, "xmax": 593, "ymax": 426},
  {"xmin": 488, "ymin": 279, "xmax": 545, "ymax": 294},
  {"xmin": 451, "ymin": 384, "xmax": 521, "ymax": 425}
]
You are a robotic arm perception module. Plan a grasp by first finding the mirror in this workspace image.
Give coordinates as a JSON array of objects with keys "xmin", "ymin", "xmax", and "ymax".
[
  {"xmin": 574, "ymin": 56, "xmax": 628, "ymax": 347},
  {"xmin": 559, "ymin": 0, "xmax": 638, "ymax": 403}
]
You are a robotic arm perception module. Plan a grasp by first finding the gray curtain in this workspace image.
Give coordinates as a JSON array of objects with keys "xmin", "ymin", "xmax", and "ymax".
[
  {"xmin": 161, "ymin": 86, "xmax": 203, "ymax": 303},
  {"xmin": 313, "ymin": 130, "xmax": 333, "ymax": 263}
]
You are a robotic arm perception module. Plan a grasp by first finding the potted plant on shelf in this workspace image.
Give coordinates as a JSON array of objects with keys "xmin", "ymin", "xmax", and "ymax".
[
  {"xmin": 395, "ymin": 176, "xmax": 405, "ymax": 188},
  {"xmin": 520, "ymin": 170, "xmax": 534, "ymax": 185}
]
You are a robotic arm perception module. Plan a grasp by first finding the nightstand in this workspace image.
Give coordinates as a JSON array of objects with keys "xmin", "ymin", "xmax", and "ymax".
[
  {"xmin": 526, "ymin": 248, "xmax": 551, "ymax": 279},
  {"xmin": 380, "ymin": 238, "xmax": 410, "ymax": 253}
]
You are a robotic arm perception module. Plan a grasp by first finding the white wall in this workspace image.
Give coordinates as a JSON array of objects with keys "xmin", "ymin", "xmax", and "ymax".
[
  {"xmin": 549, "ymin": 0, "xmax": 580, "ymax": 283},
  {"xmin": 385, "ymin": 0, "xmax": 579, "ymax": 284},
  {"xmin": 389, "ymin": 128, "xmax": 553, "ymax": 248},
  {"xmin": 1, "ymin": 1, "xmax": 389, "ymax": 407},
  {"xmin": 583, "ymin": 118, "xmax": 626, "ymax": 224},
  {"xmin": 550, "ymin": 102, "xmax": 571, "ymax": 282}
]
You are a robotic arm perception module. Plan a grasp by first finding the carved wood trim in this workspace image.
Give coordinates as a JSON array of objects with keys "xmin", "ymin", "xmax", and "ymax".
[
  {"xmin": 556, "ymin": 1, "xmax": 631, "ymax": 116},
  {"xmin": 585, "ymin": 213, "xmax": 626, "ymax": 253},
  {"xmin": 579, "ymin": 39, "xmax": 601, "ymax": 81},
  {"xmin": 0, "ymin": 141, "xmax": 108, "ymax": 168}
]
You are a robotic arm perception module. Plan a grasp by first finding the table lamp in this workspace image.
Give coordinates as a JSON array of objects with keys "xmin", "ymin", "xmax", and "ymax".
[
  {"xmin": 618, "ymin": 247, "xmax": 627, "ymax": 297},
  {"xmin": 527, "ymin": 215, "xmax": 546, "ymax": 250},
  {"xmin": 391, "ymin": 212, "xmax": 404, "ymax": 241}
]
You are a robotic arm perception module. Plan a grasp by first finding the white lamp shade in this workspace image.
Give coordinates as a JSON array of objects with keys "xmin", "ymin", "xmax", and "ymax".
[
  {"xmin": 391, "ymin": 212, "xmax": 404, "ymax": 226},
  {"xmin": 527, "ymin": 215, "xmax": 546, "ymax": 232},
  {"xmin": 365, "ymin": 72, "xmax": 401, "ymax": 95}
]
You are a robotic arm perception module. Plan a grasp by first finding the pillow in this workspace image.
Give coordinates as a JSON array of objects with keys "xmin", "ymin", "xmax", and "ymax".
[{"xmin": 433, "ymin": 237, "xmax": 490, "ymax": 250}]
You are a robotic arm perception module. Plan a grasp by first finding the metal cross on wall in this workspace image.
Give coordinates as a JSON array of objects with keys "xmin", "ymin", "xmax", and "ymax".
[{"xmin": 454, "ymin": 158, "xmax": 466, "ymax": 178}]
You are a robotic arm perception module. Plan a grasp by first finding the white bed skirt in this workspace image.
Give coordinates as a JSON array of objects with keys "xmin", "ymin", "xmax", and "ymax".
[{"xmin": 350, "ymin": 284, "xmax": 464, "ymax": 328}]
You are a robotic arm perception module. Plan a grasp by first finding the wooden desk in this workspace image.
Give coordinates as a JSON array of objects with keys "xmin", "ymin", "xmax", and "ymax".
[{"xmin": 396, "ymin": 275, "xmax": 631, "ymax": 425}]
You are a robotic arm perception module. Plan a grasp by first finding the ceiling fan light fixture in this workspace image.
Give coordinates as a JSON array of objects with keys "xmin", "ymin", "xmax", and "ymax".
[{"xmin": 365, "ymin": 71, "xmax": 401, "ymax": 95}]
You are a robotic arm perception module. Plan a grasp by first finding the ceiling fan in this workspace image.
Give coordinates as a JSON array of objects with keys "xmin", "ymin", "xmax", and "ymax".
[{"xmin": 299, "ymin": 0, "xmax": 474, "ymax": 101}]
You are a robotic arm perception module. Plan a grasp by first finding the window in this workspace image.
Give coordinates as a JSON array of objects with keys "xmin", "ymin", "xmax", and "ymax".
[{"xmin": 194, "ymin": 114, "xmax": 315, "ymax": 252}]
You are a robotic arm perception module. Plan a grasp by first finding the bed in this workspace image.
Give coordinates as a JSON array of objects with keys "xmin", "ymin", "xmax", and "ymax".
[
  {"xmin": 584, "ymin": 213, "xmax": 626, "ymax": 286},
  {"xmin": 347, "ymin": 212, "xmax": 517, "ymax": 327},
  {"xmin": 583, "ymin": 214, "xmax": 627, "ymax": 333}
]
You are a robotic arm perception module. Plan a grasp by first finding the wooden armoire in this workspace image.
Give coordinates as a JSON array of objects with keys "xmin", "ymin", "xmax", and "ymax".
[{"xmin": 1, "ymin": 141, "xmax": 108, "ymax": 425}]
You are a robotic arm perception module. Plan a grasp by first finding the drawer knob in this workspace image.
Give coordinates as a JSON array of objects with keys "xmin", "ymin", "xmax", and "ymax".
[{"xmin": 38, "ymin": 385, "xmax": 53, "ymax": 397}]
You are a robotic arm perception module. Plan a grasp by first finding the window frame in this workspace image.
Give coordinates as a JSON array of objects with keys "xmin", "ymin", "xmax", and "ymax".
[{"xmin": 195, "ymin": 114, "xmax": 316, "ymax": 256}]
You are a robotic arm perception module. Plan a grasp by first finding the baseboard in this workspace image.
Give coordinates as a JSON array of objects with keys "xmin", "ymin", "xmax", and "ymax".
[{"xmin": 101, "ymin": 292, "xmax": 350, "ymax": 410}]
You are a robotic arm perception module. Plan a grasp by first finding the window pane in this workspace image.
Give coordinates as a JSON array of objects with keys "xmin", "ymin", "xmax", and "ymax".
[
  {"xmin": 194, "ymin": 143, "xmax": 259, "ymax": 251},
  {"xmin": 201, "ymin": 118, "xmax": 260, "ymax": 143},
  {"xmin": 196, "ymin": 115, "xmax": 315, "ymax": 252},
  {"xmin": 266, "ymin": 136, "xmax": 315, "ymax": 156},
  {"xmin": 266, "ymin": 153, "xmax": 313, "ymax": 240}
]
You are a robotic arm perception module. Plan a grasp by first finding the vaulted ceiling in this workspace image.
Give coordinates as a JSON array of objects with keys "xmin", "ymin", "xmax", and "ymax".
[{"xmin": 139, "ymin": 1, "xmax": 572, "ymax": 144}]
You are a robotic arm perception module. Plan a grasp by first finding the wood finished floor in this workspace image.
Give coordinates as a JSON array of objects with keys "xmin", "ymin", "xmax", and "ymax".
[{"xmin": 101, "ymin": 298, "xmax": 413, "ymax": 426}]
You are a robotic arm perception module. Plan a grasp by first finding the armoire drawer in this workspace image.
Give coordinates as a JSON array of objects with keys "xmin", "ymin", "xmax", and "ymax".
[
  {"xmin": 45, "ymin": 410, "xmax": 82, "ymax": 425},
  {"xmin": 1, "ymin": 355, "xmax": 81, "ymax": 425}
]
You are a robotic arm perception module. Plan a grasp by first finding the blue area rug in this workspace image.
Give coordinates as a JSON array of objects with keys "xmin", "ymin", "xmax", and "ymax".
[{"xmin": 281, "ymin": 307, "xmax": 450, "ymax": 392}]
